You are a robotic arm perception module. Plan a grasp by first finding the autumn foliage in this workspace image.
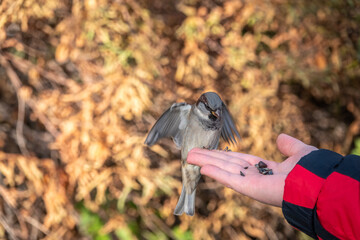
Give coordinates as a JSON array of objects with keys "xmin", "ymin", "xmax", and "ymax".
[{"xmin": 0, "ymin": 0, "xmax": 359, "ymax": 239}]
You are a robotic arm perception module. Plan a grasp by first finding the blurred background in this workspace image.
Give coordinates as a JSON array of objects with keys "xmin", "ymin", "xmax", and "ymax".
[{"xmin": 0, "ymin": 0, "xmax": 359, "ymax": 239}]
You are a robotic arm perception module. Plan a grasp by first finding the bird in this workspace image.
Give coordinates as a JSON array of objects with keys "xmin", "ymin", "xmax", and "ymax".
[{"xmin": 144, "ymin": 92, "xmax": 240, "ymax": 216}]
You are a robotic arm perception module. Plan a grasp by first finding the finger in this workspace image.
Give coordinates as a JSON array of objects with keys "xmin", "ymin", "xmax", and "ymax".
[
  {"xmin": 212, "ymin": 151, "xmax": 267, "ymax": 165},
  {"xmin": 201, "ymin": 165, "xmax": 267, "ymax": 188},
  {"xmin": 187, "ymin": 152, "xmax": 249, "ymax": 173},
  {"xmin": 189, "ymin": 148, "xmax": 267, "ymax": 165},
  {"xmin": 200, "ymin": 165, "xmax": 242, "ymax": 189},
  {"xmin": 276, "ymin": 133, "xmax": 317, "ymax": 157}
]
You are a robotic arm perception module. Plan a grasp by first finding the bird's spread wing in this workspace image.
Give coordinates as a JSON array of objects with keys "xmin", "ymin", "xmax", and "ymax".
[
  {"xmin": 221, "ymin": 103, "xmax": 241, "ymax": 144},
  {"xmin": 144, "ymin": 103, "xmax": 191, "ymax": 148}
]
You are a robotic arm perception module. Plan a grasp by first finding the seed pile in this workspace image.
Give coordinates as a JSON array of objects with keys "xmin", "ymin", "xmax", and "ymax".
[{"xmin": 255, "ymin": 161, "xmax": 273, "ymax": 175}]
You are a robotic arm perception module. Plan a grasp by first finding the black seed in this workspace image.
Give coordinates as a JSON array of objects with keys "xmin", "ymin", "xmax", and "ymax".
[
  {"xmin": 240, "ymin": 171, "xmax": 245, "ymax": 177},
  {"xmin": 258, "ymin": 161, "xmax": 267, "ymax": 168},
  {"xmin": 209, "ymin": 113, "xmax": 217, "ymax": 121},
  {"xmin": 244, "ymin": 166, "xmax": 248, "ymax": 169}
]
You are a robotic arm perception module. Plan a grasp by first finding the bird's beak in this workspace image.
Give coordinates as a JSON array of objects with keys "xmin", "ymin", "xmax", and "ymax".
[{"xmin": 211, "ymin": 111, "xmax": 219, "ymax": 118}]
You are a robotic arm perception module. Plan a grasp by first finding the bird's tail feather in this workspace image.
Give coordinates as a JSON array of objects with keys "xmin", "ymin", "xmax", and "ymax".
[{"xmin": 174, "ymin": 185, "xmax": 196, "ymax": 216}]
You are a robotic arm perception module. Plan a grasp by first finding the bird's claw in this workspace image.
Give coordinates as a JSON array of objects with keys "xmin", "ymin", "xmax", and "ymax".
[{"xmin": 224, "ymin": 146, "xmax": 231, "ymax": 152}]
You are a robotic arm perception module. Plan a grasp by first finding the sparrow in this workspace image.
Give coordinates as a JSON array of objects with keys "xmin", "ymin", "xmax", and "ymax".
[{"xmin": 144, "ymin": 92, "xmax": 240, "ymax": 216}]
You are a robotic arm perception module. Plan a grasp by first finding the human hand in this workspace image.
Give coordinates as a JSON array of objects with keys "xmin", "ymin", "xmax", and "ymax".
[{"xmin": 187, "ymin": 133, "xmax": 318, "ymax": 207}]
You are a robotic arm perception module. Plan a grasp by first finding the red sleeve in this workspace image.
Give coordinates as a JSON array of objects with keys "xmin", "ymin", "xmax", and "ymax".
[{"xmin": 282, "ymin": 149, "xmax": 360, "ymax": 240}]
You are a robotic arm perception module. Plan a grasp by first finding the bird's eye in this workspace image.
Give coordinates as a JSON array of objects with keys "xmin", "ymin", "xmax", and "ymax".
[{"xmin": 205, "ymin": 105, "xmax": 212, "ymax": 111}]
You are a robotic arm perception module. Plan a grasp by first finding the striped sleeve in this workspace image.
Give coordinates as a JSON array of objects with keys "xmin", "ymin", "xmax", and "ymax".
[{"xmin": 282, "ymin": 149, "xmax": 360, "ymax": 240}]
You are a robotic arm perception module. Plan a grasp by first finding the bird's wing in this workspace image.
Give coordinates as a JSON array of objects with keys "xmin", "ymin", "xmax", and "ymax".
[
  {"xmin": 144, "ymin": 103, "xmax": 191, "ymax": 148},
  {"xmin": 221, "ymin": 103, "xmax": 241, "ymax": 144}
]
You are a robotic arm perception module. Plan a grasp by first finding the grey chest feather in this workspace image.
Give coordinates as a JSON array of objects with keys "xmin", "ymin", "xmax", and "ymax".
[{"xmin": 181, "ymin": 117, "xmax": 221, "ymax": 159}]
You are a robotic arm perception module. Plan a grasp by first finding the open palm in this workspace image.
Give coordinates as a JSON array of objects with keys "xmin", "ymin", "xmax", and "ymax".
[{"xmin": 187, "ymin": 134, "xmax": 317, "ymax": 207}]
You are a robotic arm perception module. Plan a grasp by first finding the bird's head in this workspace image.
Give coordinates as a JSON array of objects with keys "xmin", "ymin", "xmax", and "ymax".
[{"xmin": 196, "ymin": 92, "xmax": 223, "ymax": 122}]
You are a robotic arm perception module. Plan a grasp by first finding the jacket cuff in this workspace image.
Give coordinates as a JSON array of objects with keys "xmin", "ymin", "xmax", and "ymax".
[{"xmin": 282, "ymin": 149, "xmax": 343, "ymax": 238}]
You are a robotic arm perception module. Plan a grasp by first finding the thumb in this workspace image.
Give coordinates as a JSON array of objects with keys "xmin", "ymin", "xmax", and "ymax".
[{"xmin": 276, "ymin": 133, "xmax": 317, "ymax": 157}]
